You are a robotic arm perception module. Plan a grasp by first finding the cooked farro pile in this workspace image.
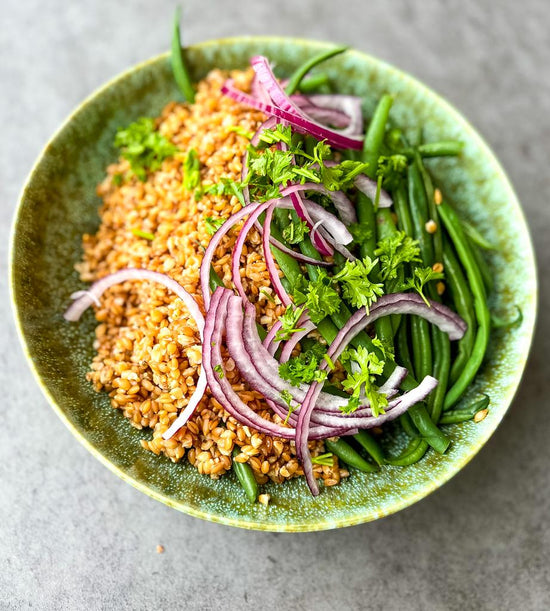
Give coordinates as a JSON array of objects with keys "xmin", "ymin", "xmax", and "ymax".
[{"xmin": 65, "ymin": 44, "xmax": 493, "ymax": 500}]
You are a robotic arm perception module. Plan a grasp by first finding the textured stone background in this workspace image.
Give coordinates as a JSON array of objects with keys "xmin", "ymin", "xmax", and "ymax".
[{"xmin": 2, "ymin": 1, "xmax": 549, "ymax": 609}]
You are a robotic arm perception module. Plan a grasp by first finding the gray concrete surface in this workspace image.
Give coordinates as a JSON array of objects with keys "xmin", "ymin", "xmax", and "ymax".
[{"xmin": 2, "ymin": 0, "xmax": 549, "ymax": 609}]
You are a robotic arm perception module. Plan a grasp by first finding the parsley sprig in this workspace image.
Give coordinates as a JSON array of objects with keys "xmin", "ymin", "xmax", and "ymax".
[
  {"xmin": 332, "ymin": 257, "xmax": 384, "ymax": 311},
  {"xmin": 340, "ymin": 346, "xmax": 388, "ymax": 416},
  {"xmin": 114, "ymin": 118, "xmax": 178, "ymax": 181},
  {"xmin": 275, "ymin": 305, "xmax": 306, "ymax": 342},
  {"xmin": 279, "ymin": 345, "xmax": 328, "ymax": 387}
]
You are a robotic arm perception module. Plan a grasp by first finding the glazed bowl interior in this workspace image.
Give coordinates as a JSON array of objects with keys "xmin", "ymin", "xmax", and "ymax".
[{"xmin": 10, "ymin": 37, "xmax": 536, "ymax": 531}]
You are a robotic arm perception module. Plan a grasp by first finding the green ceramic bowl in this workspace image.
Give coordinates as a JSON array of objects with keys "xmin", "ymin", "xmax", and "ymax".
[{"xmin": 10, "ymin": 37, "xmax": 537, "ymax": 531}]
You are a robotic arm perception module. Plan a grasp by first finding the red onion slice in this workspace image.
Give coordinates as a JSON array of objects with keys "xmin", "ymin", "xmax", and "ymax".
[
  {"xmin": 204, "ymin": 288, "xmax": 354, "ymax": 439},
  {"xmin": 201, "ymin": 203, "xmax": 260, "ymax": 310},
  {"xmin": 63, "ymin": 268, "xmax": 208, "ymax": 441},
  {"xmin": 280, "ymin": 182, "xmax": 357, "ymax": 225},
  {"xmin": 222, "ymin": 80, "xmax": 363, "ymax": 150},
  {"xmin": 262, "ymin": 202, "xmax": 293, "ymax": 306}
]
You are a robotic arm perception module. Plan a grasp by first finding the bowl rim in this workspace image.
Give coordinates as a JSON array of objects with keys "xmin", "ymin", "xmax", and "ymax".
[{"xmin": 9, "ymin": 36, "xmax": 538, "ymax": 532}]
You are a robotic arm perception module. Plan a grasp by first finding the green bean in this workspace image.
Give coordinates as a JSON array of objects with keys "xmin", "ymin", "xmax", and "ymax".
[
  {"xmin": 232, "ymin": 447, "xmax": 258, "ymax": 503},
  {"xmin": 429, "ymin": 325, "xmax": 451, "ymax": 422},
  {"xmin": 294, "ymin": 72, "xmax": 330, "ymax": 93},
  {"xmin": 438, "ymin": 202, "xmax": 491, "ymax": 409},
  {"xmin": 386, "ymin": 437, "xmax": 429, "ymax": 466},
  {"xmin": 170, "ymin": 7, "xmax": 195, "ymax": 102},
  {"xmin": 439, "ymin": 395, "xmax": 489, "ymax": 424},
  {"xmin": 352, "ymin": 430, "xmax": 385, "ymax": 466},
  {"xmin": 400, "ymin": 412, "xmax": 419, "ymax": 438},
  {"xmin": 393, "ymin": 183, "xmax": 414, "ymax": 235},
  {"xmin": 356, "ymin": 192, "xmax": 377, "ymax": 259},
  {"xmin": 443, "ymin": 242, "xmax": 476, "ymax": 386},
  {"xmin": 415, "ymin": 141, "xmax": 464, "ymax": 158},
  {"xmin": 416, "ymin": 154, "xmax": 442, "ymax": 263},
  {"xmin": 325, "ymin": 438, "xmax": 379, "ymax": 473},
  {"xmin": 408, "ymin": 162, "xmax": 434, "ymax": 382},
  {"xmin": 285, "ymin": 46, "xmax": 347, "ymax": 96},
  {"xmin": 363, "ymin": 94, "xmax": 394, "ymax": 178},
  {"xmin": 396, "ymin": 317, "xmax": 415, "ymax": 378},
  {"xmin": 408, "ymin": 162, "xmax": 434, "ymax": 263},
  {"xmin": 462, "ymin": 221, "xmax": 497, "ymax": 251}
]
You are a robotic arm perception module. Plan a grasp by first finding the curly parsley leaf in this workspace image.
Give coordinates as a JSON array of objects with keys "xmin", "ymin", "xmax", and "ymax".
[
  {"xmin": 114, "ymin": 118, "xmax": 178, "ymax": 181},
  {"xmin": 348, "ymin": 222, "xmax": 373, "ymax": 244},
  {"xmin": 376, "ymin": 154, "xmax": 408, "ymax": 191},
  {"xmin": 282, "ymin": 218, "xmax": 309, "ymax": 244},
  {"xmin": 183, "ymin": 148, "xmax": 201, "ymax": 192},
  {"xmin": 401, "ymin": 266, "xmax": 444, "ymax": 306},
  {"xmin": 293, "ymin": 270, "xmax": 342, "ymax": 324},
  {"xmin": 340, "ymin": 346, "xmax": 388, "ymax": 416},
  {"xmin": 275, "ymin": 305, "xmax": 306, "ymax": 342},
  {"xmin": 204, "ymin": 216, "xmax": 226, "ymax": 236},
  {"xmin": 279, "ymin": 349, "xmax": 328, "ymax": 387},
  {"xmin": 332, "ymin": 257, "xmax": 384, "ymax": 311},
  {"xmin": 375, "ymin": 231, "xmax": 421, "ymax": 282}
]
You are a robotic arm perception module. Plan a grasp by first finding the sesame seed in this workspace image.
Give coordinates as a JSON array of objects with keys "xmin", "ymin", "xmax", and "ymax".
[
  {"xmin": 436, "ymin": 281, "xmax": 446, "ymax": 295},
  {"xmin": 432, "ymin": 262, "xmax": 444, "ymax": 274},
  {"xmin": 434, "ymin": 188, "xmax": 443, "ymax": 205}
]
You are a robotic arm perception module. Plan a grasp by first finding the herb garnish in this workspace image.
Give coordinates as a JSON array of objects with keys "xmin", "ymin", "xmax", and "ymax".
[
  {"xmin": 204, "ymin": 216, "xmax": 226, "ymax": 236},
  {"xmin": 340, "ymin": 346, "xmax": 387, "ymax": 416},
  {"xmin": 114, "ymin": 118, "xmax": 178, "ymax": 181}
]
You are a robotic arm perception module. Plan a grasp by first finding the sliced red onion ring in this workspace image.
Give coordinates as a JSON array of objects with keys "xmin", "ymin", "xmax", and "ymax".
[
  {"xmin": 222, "ymin": 80, "xmax": 363, "ymax": 150},
  {"xmin": 201, "ymin": 203, "xmax": 260, "ymax": 310},
  {"xmin": 354, "ymin": 174, "xmax": 393, "ymax": 209},
  {"xmin": 63, "ymin": 268, "xmax": 208, "ymax": 441},
  {"xmin": 253, "ymin": 220, "xmax": 332, "ymax": 266},
  {"xmin": 280, "ymin": 182, "xmax": 357, "ymax": 225},
  {"xmin": 204, "ymin": 288, "xmax": 355, "ymax": 439},
  {"xmin": 261, "ymin": 202, "xmax": 293, "ymax": 306},
  {"xmin": 262, "ymin": 320, "xmax": 283, "ymax": 356},
  {"xmin": 279, "ymin": 318, "xmax": 316, "ymax": 363},
  {"xmin": 304, "ymin": 94, "xmax": 363, "ymax": 136},
  {"xmin": 250, "ymin": 56, "xmax": 364, "ymax": 148}
]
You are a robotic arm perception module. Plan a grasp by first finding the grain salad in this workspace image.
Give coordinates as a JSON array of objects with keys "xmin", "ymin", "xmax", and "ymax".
[
  {"xmin": 64, "ymin": 27, "xmax": 495, "ymax": 501},
  {"xmin": 76, "ymin": 68, "xmax": 349, "ymax": 487}
]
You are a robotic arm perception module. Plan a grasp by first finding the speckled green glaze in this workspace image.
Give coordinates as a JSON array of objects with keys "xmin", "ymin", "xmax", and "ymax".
[{"xmin": 10, "ymin": 37, "xmax": 537, "ymax": 532}]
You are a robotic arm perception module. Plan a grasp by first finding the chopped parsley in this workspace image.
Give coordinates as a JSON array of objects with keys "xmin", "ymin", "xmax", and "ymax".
[
  {"xmin": 228, "ymin": 125, "xmax": 254, "ymax": 139},
  {"xmin": 279, "ymin": 390, "xmax": 295, "ymax": 425},
  {"xmin": 311, "ymin": 453, "xmax": 334, "ymax": 466},
  {"xmin": 348, "ymin": 223, "xmax": 373, "ymax": 244},
  {"xmin": 114, "ymin": 117, "xmax": 178, "ymax": 181},
  {"xmin": 340, "ymin": 346, "xmax": 387, "ymax": 416},
  {"xmin": 201, "ymin": 177, "xmax": 245, "ymax": 205},
  {"xmin": 183, "ymin": 148, "xmax": 201, "ymax": 192},
  {"xmin": 204, "ymin": 216, "xmax": 226, "ymax": 236},
  {"xmin": 401, "ymin": 266, "xmax": 444, "ymax": 306},
  {"xmin": 131, "ymin": 228, "xmax": 155, "ymax": 241},
  {"xmin": 214, "ymin": 364, "xmax": 224, "ymax": 379},
  {"xmin": 282, "ymin": 218, "xmax": 309, "ymax": 244},
  {"xmin": 293, "ymin": 270, "xmax": 342, "ymax": 324},
  {"xmin": 375, "ymin": 231, "xmax": 421, "ymax": 283},
  {"xmin": 275, "ymin": 305, "xmax": 306, "ymax": 342},
  {"xmin": 279, "ymin": 348, "xmax": 328, "ymax": 387},
  {"xmin": 376, "ymin": 154, "xmax": 408, "ymax": 191},
  {"xmin": 332, "ymin": 257, "xmax": 384, "ymax": 311}
]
